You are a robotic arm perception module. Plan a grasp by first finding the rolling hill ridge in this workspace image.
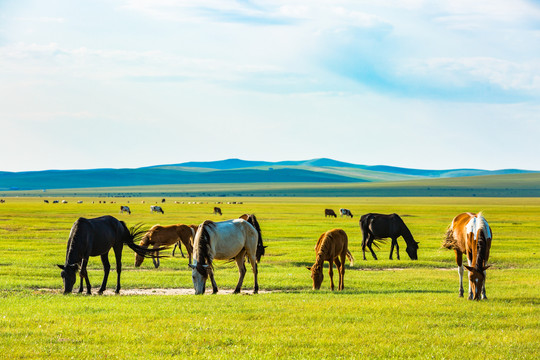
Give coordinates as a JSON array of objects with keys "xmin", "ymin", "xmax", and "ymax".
[{"xmin": 0, "ymin": 158, "xmax": 536, "ymax": 192}]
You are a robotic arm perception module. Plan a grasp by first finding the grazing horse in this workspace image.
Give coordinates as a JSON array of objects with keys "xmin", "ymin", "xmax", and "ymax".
[
  {"xmin": 57, "ymin": 215, "xmax": 161, "ymax": 294},
  {"xmin": 189, "ymin": 218, "xmax": 264, "ymax": 295},
  {"xmin": 325, "ymin": 209, "xmax": 337, "ymax": 218},
  {"xmin": 443, "ymin": 212, "xmax": 492, "ymax": 300},
  {"xmin": 340, "ymin": 208, "xmax": 353, "ymax": 218},
  {"xmin": 150, "ymin": 205, "xmax": 164, "ymax": 214},
  {"xmin": 135, "ymin": 224, "xmax": 197, "ymax": 267},
  {"xmin": 120, "ymin": 205, "xmax": 131, "ymax": 215},
  {"xmin": 360, "ymin": 213, "xmax": 419, "ymax": 260},
  {"xmin": 307, "ymin": 229, "xmax": 354, "ymax": 291},
  {"xmin": 213, "ymin": 207, "xmax": 222, "ymax": 215}
]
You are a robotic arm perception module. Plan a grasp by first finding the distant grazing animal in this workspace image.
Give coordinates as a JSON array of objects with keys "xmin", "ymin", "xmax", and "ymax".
[
  {"xmin": 340, "ymin": 208, "xmax": 353, "ymax": 218},
  {"xmin": 360, "ymin": 213, "xmax": 419, "ymax": 260},
  {"xmin": 44, "ymin": 200, "xmax": 49, "ymax": 204},
  {"xmin": 135, "ymin": 224, "xmax": 197, "ymax": 268},
  {"xmin": 120, "ymin": 206, "xmax": 131, "ymax": 215},
  {"xmin": 307, "ymin": 229, "xmax": 354, "ymax": 291},
  {"xmin": 161, "ymin": 198, "xmax": 166, "ymax": 203},
  {"xmin": 443, "ymin": 212, "xmax": 492, "ymax": 300},
  {"xmin": 62, "ymin": 200, "xmax": 68, "ymax": 204},
  {"xmin": 190, "ymin": 216, "xmax": 264, "ymax": 295},
  {"xmin": 53, "ymin": 200, "xmax": 59, "ymax": 204},
  {"xmin": 150, "ymin": 205, "xmax": 164, "ymax": 214},
  {"xmin": 57, "ymin": 215, "xmax": 161, "ymax": 294},
  {"xmin": 77, "ymin": 201, "xmax": 83, "ymax": 204},
  {"xmin": 325, "ymin": 209, "xmax": 337, "ymax": 218},
  {"xmin": 213, "ymin": 207, "xmax": 222, "ymax": 215}
]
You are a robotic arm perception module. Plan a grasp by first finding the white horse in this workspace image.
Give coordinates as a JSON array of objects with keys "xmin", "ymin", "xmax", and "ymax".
[
  {"xmin": 150, "ymin": 205, "xmax": 164, "ymax": 214},
  {"xmin": 189, "ymin": 218, "xmax": 262, "ymax": 295}
]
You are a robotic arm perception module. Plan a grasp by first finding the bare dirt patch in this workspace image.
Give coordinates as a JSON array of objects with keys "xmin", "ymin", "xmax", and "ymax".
[{"xmin": 36, "ymin": 288, "xmax": 275, "ymax": 296}]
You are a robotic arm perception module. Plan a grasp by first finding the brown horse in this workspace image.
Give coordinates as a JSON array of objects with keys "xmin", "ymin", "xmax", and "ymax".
[
  {"xmin": 443, "ymin": 212, "xmax": 492, "ymax": 300},
  {"xmin": 307, "ymin": 229, "xmax": 354, "ymax": 291},
  {"xmin": 134, "ymin": 224, "xmax": 197, "ymax": 268}
]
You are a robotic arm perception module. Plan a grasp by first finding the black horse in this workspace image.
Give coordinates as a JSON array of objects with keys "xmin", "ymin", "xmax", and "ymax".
[
  {"xmin": 359, "ymin": 213, "xmax": 419, "ymax": 260},
  {"xmin": 57, "ymin": 215, "xmax": 162, "ymax": 295}
]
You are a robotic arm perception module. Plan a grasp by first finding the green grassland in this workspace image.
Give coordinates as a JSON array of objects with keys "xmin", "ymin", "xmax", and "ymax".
[{"xmin": 0, "ymin": 197, "xmax": 539, "ymax": 359}]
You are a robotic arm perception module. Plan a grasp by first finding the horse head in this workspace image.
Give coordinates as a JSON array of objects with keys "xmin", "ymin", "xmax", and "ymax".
[
  {"xmin": 306, "ymin": 264, "xmax": 324, "ymax": 290},
  {"xmin": 57, "ymin": 264, "xmax": 78, "ymax": 294},
  {"xmin": 189, "ymin": 261, "xmax": 210, "ymax": 295},
  {"xmin": 464, "ymin": 265, "xmax": 490, "ymax": 300},
  {"xmin": 134, "ymin": 234, "xmax": 150, "ymax": 267},
  {"xmin": 406, "ymin": 241, "xmax": 419, "ymax": 260}
]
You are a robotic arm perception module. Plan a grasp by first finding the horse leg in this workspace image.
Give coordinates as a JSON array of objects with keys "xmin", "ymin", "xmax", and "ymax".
[
  {"xmin": 98, "ymin": 254, "xmax": 110, "ymax": 295},
  {"xmin": 389, "ymin": 239, "xmax": 395, "ymax": 260},
  {"xmin": 362, "ymin": 233, "xmax": 368, "ymax": 260},
  {"xmin": 234, "ymin": 252, "xmax": 247, "ymax": 294},
  {"xmin": 335, "ymin": 256, "xmax": 344, "ymax": 291},
  {"xmin": 79, "ymin": 258, "xmax": 91, "ymax": 295},
  {"xmin": 328, "ymin": 259, "xmax": 335, "ymax": 291},
  {"xmin": 394, "ymin": 238, "xmax": 400, "ymax": 260},
  {"xmin": 466, "ymin": 253, "xmax": 474, "ymax": 300},
  {"xmin": 172, "ymin": 242, "xmax": 177, "ymax": 256},
  {"xmin": 456, "ymin": 250, "xmax": 464, "ymax": 298},
  {"xmin": 368, "ymin": 238, "xmax": 378, "ymax": 260},
  {"xmin": 152, "ymin": 250, "xmax": 159, "ymax": 268},
  {"xmin": 482, "ymin": 271, "xmax": 488, "ymax": 300},
  {"xmin": 178, "ymin": 242, "xmax": 185, "ymax": 258},
  {"xmin": 113, "ymin": 244, "xmax": 123, "ymax": 294},
  {"xmin": 209, "ymin": 269, "xmax": 218, "ymax": 294}
]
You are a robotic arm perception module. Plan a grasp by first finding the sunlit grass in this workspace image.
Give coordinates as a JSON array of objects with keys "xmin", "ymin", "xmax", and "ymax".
[{"xmin": 0, "ymin": 197, "xmax": 539, "ymax": 359}]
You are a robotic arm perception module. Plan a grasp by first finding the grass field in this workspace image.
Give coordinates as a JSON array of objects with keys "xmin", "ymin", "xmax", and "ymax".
[{"xmin": 0, "ymin": 197, "xmax": 539, "ymax": 359}]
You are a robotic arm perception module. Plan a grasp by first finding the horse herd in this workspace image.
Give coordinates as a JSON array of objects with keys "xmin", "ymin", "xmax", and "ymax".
[{"xmin": 58, "ymin": 209, "xmax": 492, "ymax": 300}]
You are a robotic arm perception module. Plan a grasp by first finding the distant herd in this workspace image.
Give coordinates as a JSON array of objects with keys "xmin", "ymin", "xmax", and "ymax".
[{"xmin": 45, "ymin": 200, "xmax": 492, "ymax": 300}]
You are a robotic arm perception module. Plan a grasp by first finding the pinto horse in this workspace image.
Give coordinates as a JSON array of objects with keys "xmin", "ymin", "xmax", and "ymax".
[
  {"xmin": 307, "ymin": 229, "xmax": 354, "ymax": 291},
  {"xmin": 57, "ymin": 215, "xmax": 162, "ymax": 295},
  {"xmin": 360, "ymin": 213, "xmax": 419, "ymax": 260},
  {"xmin": 443, "ymin": 212, "xmax": 492, "ymax": 300},
  {"xmin": 189, "ymin": 217, "xmax": 264, "ymax": 295},
  {"xmin": 134, "ymin": 224, "xmax": 197, "ymax": 268}
]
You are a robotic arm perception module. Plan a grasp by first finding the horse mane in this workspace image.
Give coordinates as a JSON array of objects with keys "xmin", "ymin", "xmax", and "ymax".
[
  {"xmin": 398, "ymin": 219, "xmax": 418, "ymax": 249},
  {"xmin": 65, "ymin": 217, "xmax": 90, "ymax": 267},
  {"xmin": 196, "ymin": 220, "xmax": 215, "ymax": 273},
  {"xmin": 475, "ymin": 213, "xmax": 491, "ymax": 270},
  {"xmin": 243, "ymin": 214, "xmax": 265, "ymax": 262}
]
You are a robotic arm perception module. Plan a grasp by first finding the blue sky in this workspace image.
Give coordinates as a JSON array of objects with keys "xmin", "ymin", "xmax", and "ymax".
[{"xmin": 1, "ymin": 0, "xmax": 539, "ymax": 171}]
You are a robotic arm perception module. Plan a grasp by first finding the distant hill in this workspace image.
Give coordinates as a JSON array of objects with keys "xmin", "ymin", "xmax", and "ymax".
[{"xmin": 0, "ymin": 158, "xmax": 536, "ymax": 192}]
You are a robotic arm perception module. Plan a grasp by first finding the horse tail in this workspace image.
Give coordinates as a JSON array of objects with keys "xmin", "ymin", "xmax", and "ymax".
[
  {"xmin": 442, "ymin": 225, "xmax": 457, "ymax": 250},
  {"xmin": 245, "ymin": 214, "xmax": 266, "ymax": 262},
  {"xmin": 346, "ymin": 249, "xmax": 355, "ymax": 267},
  {"xmin": 124, "ymin": 223, "xmax": 167, "ymax": 258}
]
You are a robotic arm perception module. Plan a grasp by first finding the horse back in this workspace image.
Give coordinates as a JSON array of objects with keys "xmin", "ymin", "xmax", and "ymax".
[
  {"xmin": 317, "ymin": 228, "xmax": 348, "ymax": 260},
  {"xmin": 210, "ymin": 219, "xmax": 257, "ymax": 260},
  {"xmin": 71, "ymin": 216, "xmax": 124, "ymax": 257},
  {"xmin": 361, "ymin": 213, "xmax": 401, "ymax": 239}
]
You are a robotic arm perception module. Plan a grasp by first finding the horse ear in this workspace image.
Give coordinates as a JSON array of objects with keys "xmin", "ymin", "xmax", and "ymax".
[
  {"xmin": 188, "ymin": 264, "xmax": 196, "ymax": 269},
  {"xmin": 483, "ymin": 265, "xmax": 491, "ymax": 271},
  {"xmin": 416, "ymin": 241, "xmax": 420, "ymax": 245},
  {"xmin": 57, "ymin": 264, "xmax": 65, "ymax": 270},
  {"xmin": 306, "ymin": 266, "xmax": 312, "ymax": 271},
  {"xmin": 463, "ymin": 265, "xmax": 475, "ymax": 272}
]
